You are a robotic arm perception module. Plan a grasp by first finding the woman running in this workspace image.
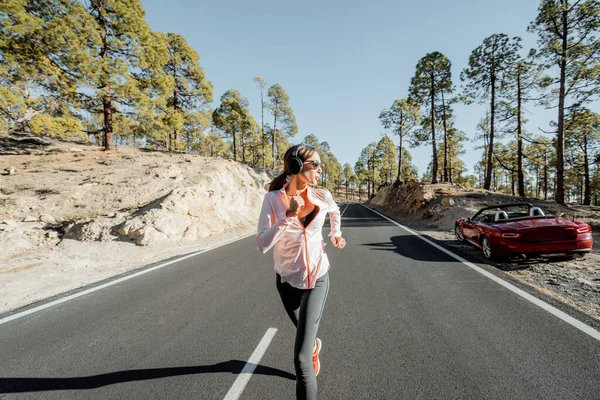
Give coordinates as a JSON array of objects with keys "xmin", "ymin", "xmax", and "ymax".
[{"xmin": 256, "ymin": 144, "xmax": 346, "ymax": 400}]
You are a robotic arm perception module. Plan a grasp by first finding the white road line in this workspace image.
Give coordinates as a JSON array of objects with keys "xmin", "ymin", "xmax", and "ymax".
[
  {"xmin": 223, "ymin": 328, "xmax": 278, "ymax": 400},
  {"xmin": 341, "ymin": 203, "xmax": 349, "ymax": 217},
  {"xmin": 360, "ymin": 204, "xmax": 600, "ymax": 342},
  {"xmin": 0, "ymin": 232, "xmax": 256, "ymax": 326}
]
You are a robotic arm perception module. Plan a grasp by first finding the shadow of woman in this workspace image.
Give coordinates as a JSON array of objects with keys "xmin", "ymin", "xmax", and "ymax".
[{"xmin": 0, "ymin": 360, "xmax": 295, "ymax": 393}]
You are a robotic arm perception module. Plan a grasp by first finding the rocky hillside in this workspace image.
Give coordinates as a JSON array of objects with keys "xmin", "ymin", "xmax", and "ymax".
[{"xmin": 0, "ymin": 134, "xmax": 274, "ymax": 313}]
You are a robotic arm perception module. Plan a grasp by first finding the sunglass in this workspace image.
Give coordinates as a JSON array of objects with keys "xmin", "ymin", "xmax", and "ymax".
[{"xmin": 303, "ymin": 160, "xmax": 323, "ymax": 169}]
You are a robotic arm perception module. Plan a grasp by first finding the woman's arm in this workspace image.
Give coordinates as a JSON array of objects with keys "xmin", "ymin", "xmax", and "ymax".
[
  {"xmin": 325, "ymin": 190, "xmax": 342, "ymax": 238},
  {"xmin": 256, "ymin": 194, "xmax": 295, "ymax": 254}
]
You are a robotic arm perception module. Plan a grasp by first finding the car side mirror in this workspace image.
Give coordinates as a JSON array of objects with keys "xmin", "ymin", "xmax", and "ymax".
[{"xmin": 465, "ymin": 217, "xmax": 472, "ymax": 222}]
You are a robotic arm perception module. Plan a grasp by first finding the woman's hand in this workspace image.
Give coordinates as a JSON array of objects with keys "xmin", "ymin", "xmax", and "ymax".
[
  {"xmin": 331, "ymin": 236, "xmax": 346, "ymax": 249},
  {"xmin": 288, "ymin": 196, "xmax": 305, "ymax": 215}
]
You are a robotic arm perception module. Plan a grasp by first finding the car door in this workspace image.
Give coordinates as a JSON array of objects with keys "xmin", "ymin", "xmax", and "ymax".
[
  {"xmin": 462, "ymin": 217, "xmax": 478, "ymax": 241},
  {"xmin": 469, "ymin": 213, "xmax": 492, "ymax": 244}
]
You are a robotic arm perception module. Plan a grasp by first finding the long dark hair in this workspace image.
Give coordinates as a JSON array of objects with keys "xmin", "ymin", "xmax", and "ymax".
[{"xmin": 268, "ymin": 144, "xmax": 317, "ymax": 191}]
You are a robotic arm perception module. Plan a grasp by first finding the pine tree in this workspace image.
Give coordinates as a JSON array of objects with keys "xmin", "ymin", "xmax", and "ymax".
[
  {"xmin": 565, "ymin": 109, "xmax": 600, "ymax": 204},
  {"xmin": 212, "ymin": 90, "xmax": 256, "ymax": 162},
  {"xmin": 267, "ymin": 84, "xmax": 298, "ymax": 168},
  {"xmin": 253, "ymin": 76, "xmax": 268, "ymax": 167},
  {"xmin": 155, "ymin": 32, "xmax": 213, "ymax": 152},
  {"xmin": 375, "ymin": 136, "xmax": 397, "ymax": 186},
  {"xmin": 461, "ymin": 34, "xmax": 521, "ymax": 190},
  {"xmin": 501, "ymin": 58, "xmax": 538, "ymax": 197},
  {"xmin": 528, "ymin": 0, "xmax": 600, "ymax": 204},
  {"xmin": 409, "ymin": 52, "xmax": 453, "ymax": 183},
  {"xmin": 0, "ymin": 0, "xmax": 90, "ymax": 132},
  {"xmin": 379, "ymin": 98, "xmax": 420, "ymax": 184}
]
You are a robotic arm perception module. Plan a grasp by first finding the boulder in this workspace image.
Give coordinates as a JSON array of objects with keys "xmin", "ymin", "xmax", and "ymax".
[{"xmin": 441, "ymin": 198, "xmax": 455, "ymax": 207}]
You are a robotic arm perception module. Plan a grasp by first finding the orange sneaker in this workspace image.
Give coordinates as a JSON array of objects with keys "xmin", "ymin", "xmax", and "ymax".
[{"xmin": 312, "ymin": 338, "xmax": 322, "ymax": 376}]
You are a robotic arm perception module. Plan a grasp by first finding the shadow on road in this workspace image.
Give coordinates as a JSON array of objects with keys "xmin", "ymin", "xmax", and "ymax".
[
  {"xmin": 0, "ymin": 360, "xmax": 295, "ymax": 393},
  {"xmin": 331, "ymin": 216, "xmax": 396, "ymax": 228},
  {"xmin": 363, "ymin": 234, "xmax": 531, "ymax": 271},
  {"xmin": 363, "ymin": 234, "xmax": 454, "ymax": 262}
]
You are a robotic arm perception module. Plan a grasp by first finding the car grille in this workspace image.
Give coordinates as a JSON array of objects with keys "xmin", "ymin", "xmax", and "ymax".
[{"xmin": 522, "ymin": 227, "xmax": 577, "ymax": 242}]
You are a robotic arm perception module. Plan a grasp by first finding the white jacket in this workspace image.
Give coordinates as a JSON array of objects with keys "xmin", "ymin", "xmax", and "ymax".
[{"xmin": 256, "ymin": 184, "xmax": 342, "ymax": 289}]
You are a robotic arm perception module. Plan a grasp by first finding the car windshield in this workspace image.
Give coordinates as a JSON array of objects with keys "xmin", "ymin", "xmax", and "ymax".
[
  {"xmin": 473, "ymin": 204, "xmax": 531, "ymax": 223},
  {"xmin": 496, "ymin": 205, "xmax": 530, "ymax": 219},
  {"xmin": 473, "ymin": 209, "xmax": 497, "ymax": 223}
]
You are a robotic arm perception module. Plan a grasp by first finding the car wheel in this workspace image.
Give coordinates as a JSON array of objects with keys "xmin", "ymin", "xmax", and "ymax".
[
  {"xmin": 454, "ymin": 224, "xmax": 465, "ymax": 242},
  {"xmin": 481, "ymin": 236, "xmax": 495, "ymax": 260}
]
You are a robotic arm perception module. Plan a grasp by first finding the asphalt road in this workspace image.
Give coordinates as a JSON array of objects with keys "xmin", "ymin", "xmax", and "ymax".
[{"xmin": 1, "ymin": 203, "xmax": 599, "ymax": 399}]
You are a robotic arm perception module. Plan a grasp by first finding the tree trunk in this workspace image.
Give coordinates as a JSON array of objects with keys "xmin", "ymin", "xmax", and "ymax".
[
  {"xmin": 232, "ymin": 130, "xmax": 237, "ymax": 161},
  {"xmin": 583, "ymin": 134, "xmax": 591, "ymax": 205},
  {"xmin": 555, "ymin": 6, "xmax": 568, "ymax": 204},
  {"xmin": 441, "ymin": 91, "xmax": 449, "ymax": 182},
  {"xmin": 98, "ymin": 10, "xmax": 115, "ymax": 151},
  {"xmin": 535, "ymin": 168, "xmax": 539, "ymax": 198},
  {"xmin": 448, "ymin": 127, "xmax": 454, "ymax": 184},
  {"xmin": 430, "ymin": 73, "xmax": 438, "ymax": 183},
  {"xmin": 397, "ymin": 119, "xmax": 403, "ymax": 184},
  {"xmin": 272, "ymin": 109, "xmax": 278, "ymax": 169},
  {"xmin": 511, "ymin": 172, "xmax": 515, "ymax": 195},
  {"xmin": 103, "ymin": 92, "xmax": 114, "ymax": 150},
  {"xmin": 543, "ymin": 153, "xmax": 548, "ymax": 200},
  {"xmin": 242, "ymin": 133, "xmax": 246, "ymax": 163},
  {"xmin": 171, "ymin": 63, "xmax": 179, "ymax": 152},
  {"xmin": 579, "ymin": 174, "xmax": 583, "ymax": 204},
  {"xmin": 517, "ymin": 65, "xmax": 525, "ymax": 197},
  {"xmin": 261, "ymin": 88, "xmax": 265, "ymax": 168},
  {"xmin": 484, "ymin": 69, "xmax": 496, "ymax": 190},
  {"xmin": 371, "ymin": 156, "xmax": 376, "ymax": 194}
]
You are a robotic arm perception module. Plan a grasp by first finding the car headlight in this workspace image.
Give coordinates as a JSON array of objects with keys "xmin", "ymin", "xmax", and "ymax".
[{"xmin": 576, "ymin": 226, "xmax": 591, "ymax": 233}]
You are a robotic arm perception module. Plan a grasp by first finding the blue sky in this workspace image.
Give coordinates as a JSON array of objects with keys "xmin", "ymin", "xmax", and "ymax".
[{"xmin": 140, "ymin": 0, "xmax": 563, "ymax": 176}]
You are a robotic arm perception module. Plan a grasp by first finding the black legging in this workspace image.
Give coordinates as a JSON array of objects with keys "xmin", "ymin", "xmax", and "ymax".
[{"xmin": 276, "ymin": 273, "xmax": 330, "ymax": 400}]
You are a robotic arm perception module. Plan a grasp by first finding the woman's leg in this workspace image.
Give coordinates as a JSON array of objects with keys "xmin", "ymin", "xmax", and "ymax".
[
  {"xmin": 276, "ymin": 274, "xmax": 303, "ymax": 327},
  {"xmin": 294, "ymin": 273, "xmax": 330, "ymax": 400}
]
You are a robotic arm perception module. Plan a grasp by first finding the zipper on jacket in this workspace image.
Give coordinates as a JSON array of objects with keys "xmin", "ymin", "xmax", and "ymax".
[
  {"xmin": 297, "ymin": 215, "xmax": 311, "ymax": 289},
  {"xmin": 297, "ymin": 205, "xmax": 319, "ymax": 289}
]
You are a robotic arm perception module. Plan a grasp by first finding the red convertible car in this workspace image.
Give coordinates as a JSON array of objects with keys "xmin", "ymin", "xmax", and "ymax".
[{"xmin": 455, "ymin": 203, "xmax": 593, "ymax": 260}]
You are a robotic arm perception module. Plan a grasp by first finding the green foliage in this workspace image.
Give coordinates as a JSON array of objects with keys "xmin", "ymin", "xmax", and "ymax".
[
  {"xmin": 355, "ymin": 142, "xmax": 381, "ymax": 196},
  {"xmin": 375, "ymin": 136, "xmax": 397, "ymax": 186},
  {"xmin": 1, "ymin": 0, "xmax": 169, "ymax": 149},
  {"xmin": 461, "ymin": 34, "xmax": 522, "ymax": 104},
  {"xmin": 565, "ymin": 109, "xmax": 600, "ymax": 204},
  {"xmin": 379, "ymin": 98, "xmax": 420, "ymax": 183},
  {"xmin": 196, "ymin": 130, "xmax": 228, "ymax": 158},
  {"xmin": 0, "ymin": 0, "xmax": 86, "ymax": 132},
  {"xmin": 155, "ymin": 32, "xmax": 213, "ymax": 151},
  {"xmin": 29, "ymin": 114, "xmax": 86, "ymax": 141},
  {"xmin": 342, "ymin": 162, "xmax": 356, "ymax": 186},
  {"xmin": 212, "ymin": 89, "xmax": 256, "ymax": 161}
]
